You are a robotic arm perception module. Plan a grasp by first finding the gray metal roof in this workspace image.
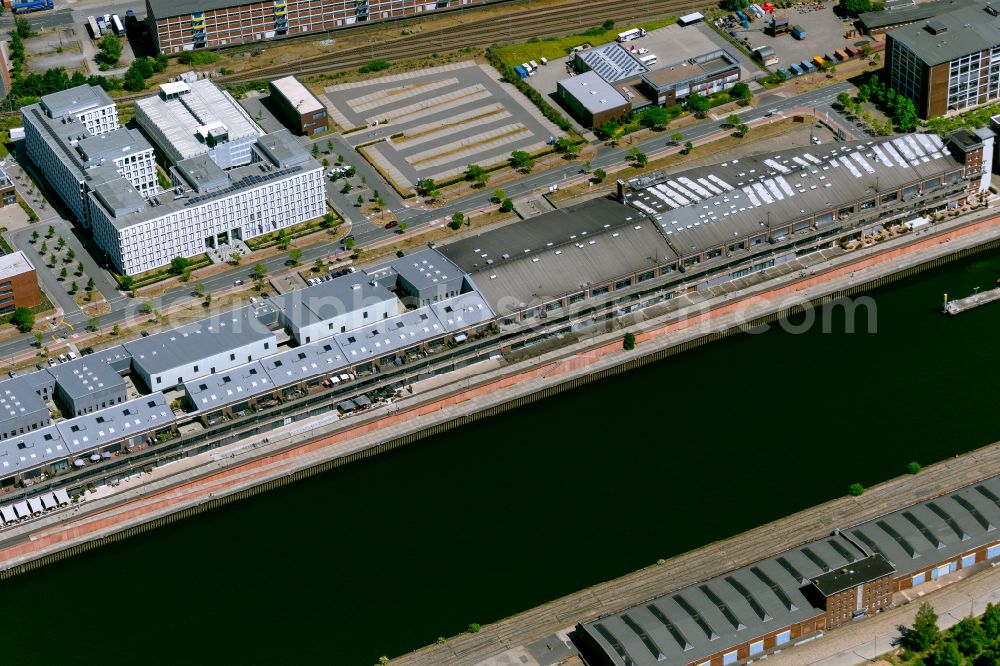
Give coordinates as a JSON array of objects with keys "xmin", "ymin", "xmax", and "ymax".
[
  {"xmin": 578, "ymin": 475, "xmax": 1000, "ymax": 666},
  {"xmin": 428, "ymin": 291, "xmax": 495, "ymax": 332},
  {"xmin": 0, "ymin": 425, "xmax": 66, "ymax": 475},
  {"xmin": 76, "ymin": 127, "xmax": 151, "ymax": 167},
  {"xmin": 0, "ymin": 376, "xmax": 49, "ymax": 427},
  {"xmin": 861, "ymin": 0, "xmax": 972, "ymax": 30},
  {"xmin": 47, "ymin": 358, "xmax": 125, "ymax": 400},
  {"xmin": 271, "ymin": 274, "xmax": 397, "ymax": 329},
  {"xmin": 57, "ymin": 392, "xmax": 175, "ymax": 453},
  {"xmin": 260, "ymin": 339, "xmax": 347, "ymax": 388},
  {"xmin": 576, "ymin": 43, "xmax": 648, "ymax": 82},
  {"xmin": 90, "ymin": 345, "xmax": 133, "ymax": 373},
  {"xmin": 124, "ymin": 306, "xmax": 275, "ymax": 376},
  {"xmin": 184, "ymin": 361, "xmax": 272, "ymax": 412},
  {"xmin": 40, "ymin": 85, "xmax": 112, "ymax": 119},
  {"xmin": 147, "ymin": 0, "xmax": 249, "ymax": 19},
  {"xmin": 887, "ymin": 4, "xmax": 1000, "ymax": 65},
  {"xmin": 255, "ymin": 129, "xmax": 309, "ymax": 168},
  {"xmin": 558, "ymin": 71, "xmax": 630, "ymax": 115},
  {"xmin": 392, "ymin": 248, "xmax": 466, "ymax": 293},
  {"xmin": 334, "ymin": 307, "xmax": 446, "ymax": 363}
]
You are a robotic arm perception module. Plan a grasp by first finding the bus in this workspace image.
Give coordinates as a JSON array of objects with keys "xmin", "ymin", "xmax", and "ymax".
[
  {"xmin": 111, "ymin": 14, "xmax": 126, "ymax": 36},
  {"xmin": 616, "ymin": 27, "xmax": 646, "ymax": 42}
]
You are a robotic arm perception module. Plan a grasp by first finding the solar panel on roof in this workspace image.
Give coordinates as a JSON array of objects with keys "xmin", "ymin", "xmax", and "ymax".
[
  {"xmin": 801, "ymin": 546, "xmax": 831, "ymax": 572},
  {"xmin": 776, "ymin": 556, "xmax": 806, "ymax": 584},
  {"xmin": 903, "ymin": 511, "xmax": 944, "ymax": 549},
  {"xmin": 594, "ymin": 623, "xmax": 635, "ymax": 666},
  {"xmin": 876, "ymin": 520, "xmax": 918, "ymax": 558},
  {"xmin": 672, "ymin": 594, "xmax": 718, "ymax": 640},
  {"xmin": 750, "ymin": 566, "xmax": 797, "ymax": 612},
  {"xmin": 645, "ymin": 603, "xmax": 692, "ymax": 651},
  {"xmin": 621, "ymin": 613, "xmax": 664, "ymax": 661},
  {"xmin": 951, "ymin": 494, "xmax": 993, "ymax": 532},
  {"xmin": 926, "ymin": 502, "xmax": 969, "ymax": 541},
  {"xmin": 700, "ymin": 584, "xmax": 746, "ymax": 630},
  {"xmin": 723, "ymin": 576, "xmax": 769, "ymax": 622}
]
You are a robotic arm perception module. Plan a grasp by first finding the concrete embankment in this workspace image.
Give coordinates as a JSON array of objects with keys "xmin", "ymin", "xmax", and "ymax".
[{"xmin": 1, "ymin": 210, "xmax": 1000, "ymax": 583}]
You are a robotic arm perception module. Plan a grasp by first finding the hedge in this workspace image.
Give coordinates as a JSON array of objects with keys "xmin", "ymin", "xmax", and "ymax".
[{"xmin": 485, "ymin": 48, "xmax": 572, "ymax": 132}]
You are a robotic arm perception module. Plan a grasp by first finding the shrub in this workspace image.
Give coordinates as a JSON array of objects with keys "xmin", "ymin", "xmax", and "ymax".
[
  {"xmin": 484, "ymin": 48, "xmax": 571, "ymax": 131},
  {"xmin": 359, "ymin": 59, "xmax": 391, "ymax": 74},
  {"xmin": 178, "ymin": 51, "xmax": 219, "ymax": 66},
  {"xmin": 907, "ymin": 461, "xmax": 922, "ymax": 474},
  {"xmin": 848, "ymin": 483, "xmax": 864, "ymax": 496},
  {"xmin": 467, "ymin": 623, "xmax": 481, "ymax": 634},
  {"xmin": 623, "ymin": 332, "xmax": 636, "ymax": 350},
  {"xmin": 10, "ymin": 307, "xmax": 34, "ymax": 333}
]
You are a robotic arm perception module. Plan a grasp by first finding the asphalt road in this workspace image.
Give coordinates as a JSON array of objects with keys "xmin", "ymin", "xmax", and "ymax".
[{"xmin": 0, "ymin": 81, "xmax": 853, "ymax": 363}]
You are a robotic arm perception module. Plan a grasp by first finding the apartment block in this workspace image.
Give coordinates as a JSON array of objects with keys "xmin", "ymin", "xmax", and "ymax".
[{"xmin": 0, "ymin": 251, "xmax": 41, "ymax": 314}]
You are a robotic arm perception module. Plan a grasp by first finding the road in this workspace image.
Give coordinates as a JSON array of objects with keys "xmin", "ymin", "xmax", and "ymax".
[{"xmin": 0, "ymin": 81, "xmax": 853, "ymax": 363}]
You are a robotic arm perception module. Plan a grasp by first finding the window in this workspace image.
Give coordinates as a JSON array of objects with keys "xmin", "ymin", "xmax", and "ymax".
[
  {"xmin": 230, "ymin": 353, "xmax": 236, "ymax": 361},
  {"xmin": 988, "ymin": 544, "xmax": 1000, "ymax": 559},
  {"xmin": 723, "ymin": 650, "xmax": 738, "ymax": 666},
  {"xmin": 750, "ymin": 640, "xmax": 764, "ymax": 656},
  {"xmin": 157, "ymin": 377, "xmax": 162, "ymax": 384},
  {"xmin": 363, "ymin": 311, "xmax": 368, "ymax": 319},
  {"xmin": 912, "ymin": 572, "xmax": 926, "ymax": 586},
  {"xmin": 776, "ymin": 630, "xmax": 791, "ymax": 646},
  {"xmin": 194, "ymin": 365, "xmax": 199, "ymax": 373},
  {"xmin": 962, "ymin": 553, "xmax": 976, "ymax": 568},
  {"xmin": 860, "ymin": 199, "xmax": 876, "ymax": 210}
]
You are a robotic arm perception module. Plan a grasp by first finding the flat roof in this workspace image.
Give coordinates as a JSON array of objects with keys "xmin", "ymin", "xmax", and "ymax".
[
  {"xmin": 0, "ymin": 425, "xmax": 66, "ymax": 475},
  {"xmin": 809, "ymin": 553, "xmax": 896, "ymax": 596},
  {"xmin": 40, "ymin": 84, "xmax": 113, "ymax": 119},
  {"xmin": 270, "ymin": 76, "xmax": 325, "ymax": 114},
  {"xmin": 76, "ymin": 127, "xmax": 151, "ymax": 166},
  {"xmin": 334, "ymin": 307, "xmax": 445, "ymax": 363},
  {"xmin": 47, "ymin": 358, "xmax": 125, "ymax": 400},
  {"xmin": 888, "ymin": 4, "xmax": 1000, "ymax": 65},
  {"xmin": 392, "ymin": 248, "xmax": 466, "ymax": 292},
  {"xmin": 0, "ymin": 251, "xmax": 35, "ymax": 279},
  {"xmin": 123, "ymin": 306, "xmax": 275, "ymax": 376},
  {"xmin": 147, "ymin": 0, "xmax": 249, "ymax": 18},
  {"xmin": 558, "ymin": 71, "xmax": 630, "ymax": 114},
  {"xmin": 57, "ymin": 393, "xmax": 175, "ymax": 452},
  {"xmin": 860, "ymin": 0, "xmax": 972, "ymax": 29},
  {"xmin": 642, "ymin": 50, "xmax": 739, "ymax": 91},
  {"xmin": 0, "ymin": 376, "xmax": 49, "ymax": 427},
  {"xmin": 427, "ymin": 291, "xmax": 494, "ymax": 332},
  {"xmin": 260, "ymin": 339, "xmax": 347, "ymax": 388}
]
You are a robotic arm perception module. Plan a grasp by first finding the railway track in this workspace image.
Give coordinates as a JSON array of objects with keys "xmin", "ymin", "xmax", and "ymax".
[{"xmin": 103, "ymin": 0, "xmax": 711, "ymax": 102}]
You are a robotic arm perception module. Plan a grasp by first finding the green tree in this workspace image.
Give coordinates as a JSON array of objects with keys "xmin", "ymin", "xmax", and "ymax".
[
  {"xmin": 59, "ymin": 266, "xmax": 68, "ymax": 280},
  {"xmin": 356, "ymin": 194, "xmax": 364, "ymax": 207},
  {"xmin": 229, "ymin": 252, "xmax": 241, "ymax": 266},
  {"xmin": 313, "ymin": 258, "xmax": 325, "ymax": 272},
  {"xmin": 169, "ymin": 256, "xmax": 190, "ymax": 275},
  {"xmin": 903, "ymin": 602, "xmax": 940, "ymax": 652},
  {"xmin": 682, "ymin": 141, "xmax": 694, "ymax": 155},
  {"xmin": 120, "ymin": 275, "xmax": 134, "ymax": 291},
  {"xmin": 252, "ymin": 263, "xmax": 267, "ymax": 280},
  {"xmin": 49, "ymin": 254, "xmax": 57, "ymax": 267},
  {"xmin": 70, "ymin": 280, "xmax": 78, "ymax": 293},
  {"xmin": 510, "ymin": 150, "xmax": 534, "ymax": 172},
  {"xmin": 623, "ymin": 332, "xmax": 636, "ymax": 350},
  {"xmin": 341, "ymin": 182, "xmax": 353, "ymax": 194},
  {"xmin": 195, "ymin": 283, "xmax": 206, "ymax": 296},
  {"xmin": 57, "ymin": 236, "xmax": 66, "ymax": 249},
  {"xmin": 467, "ymin": 623, "xmax": 481, "ymax": 634},
  {"xmin": 836, "ymin": 92, "xmax": 852, "ymax": 109},
  {"xmin": 343, "ymin": 236, "xmax": 356, "ymax": 250},
  {"xmin": 417, "ymin": 178, "xmax": 438, "ymax": 197},
  {"xmin": 40, "ymin": 241, "xmax": 47, "ymax": 253},
  {"xmin": 982, "ymin": 602, "xmax": 1000, "ymax": 640},
  {"xmin": 731, "ymin": 81, "xmax": 752, "ymax": 104},
  {"xmin": 181, "ymin": 267, "xmax": 192, "ymax": 282},
  {"xmin": 848, "ymin": 483, "xmax": 864, "ymax": 496},
  {"xmin": 46, "ymin": 225, "xmax": 55, "ymax": 238},
  {"xmin": 321, "ymin": 213, "xmax": 337, "ymax": 229},
  {"xmin": 31, "ymin": 230, "xmax": 39, "ymax": 243},
  {"xmin": 735, "ymin": 123, "xmax": 749, "ymax": 138},
  {"xmin": 592, "ymin": 168, "xmax": 607, "ymax": 183},
  {"xmin": 724, "ymin": 114, "xmax": 740, "ymax": 128},
  {"xmin": 671, "ymin": 132, "xmax": 684, "ymax": 145},
  {"xmin": 951, "ymin": 616, "xmax": 987, "ymax": 658},
  {"xmin": 449, "ymin": 212, "xmax": 465, "ymax": 230},
  {"xmin": 640, "ymin": 106, "xmax": 669, "ymax": 130},
  {"xmin": 112, "ymin": 324, "xmax": 120, "ymax": 336},
  {"xmin": 491, "ymin": 188, "xmax": 505, "ymax": 203},
  {"xmin": 88, "ymin": 316, "xmax": 100, "ymax": 332},
  {"xmin": 722, "ymin": 0, "xmax": 750, "ymax": 9},
  {"xmin": 893, "ymin": 96, "xmax": 919, "ymax": 132},
  {"xmin": 554, "ymin": 137, "xmax": 579, "ymax": 157},
  {"xmin": 634, "ymin": 152, "xmax": 648, "ymax": 167},
  {"xmin": 840, "ymin": 0, "xmax": 879, "ymax": 15},
  {"xmin": 602, "ymin": 18, "xmax": 615, "ymax": 30},
  {"xmin": 77, "ymin": 261, "xmax": 84, "ymax": 275},
  {"xmin": 98, "ymin": 33, "xmax": 123, "ymax": 67},
  {"xmin": 931, "ymin": 641, "xmax": 964, "ymax": 666},
  {"xmin": 583, "ymin": 160, "xmax": 591, "ymax": 173},
  {"xmin": 377, "ymin": 657, "xmax": 389, "ymax": 665},
  {"xmin": 322, "ymin": 158, "xmax": 330, "ymax": 168},
  {"xmin": 465, "ymin": 164, "xmax": 489, "ymax": 186},
  {"xmin": 686, "ymin": 93, "xmax": 711, "ymax": 117},
  {"xmin": 337, "ymin": 153, "xmax": 345, "ymax": 164},
  {"xmin": 10, "ymin": 307, "xmax": 34, "ymax": 333},
  {"xmin": 289, "ymin": 248, "xmax": 303, "ymax": 266},
  {"xmin": 311, "ymin": 143, "xmax": 320, "ymax": 158},
  {"xmin": 326, "ymin": 140, "xmax": 334, "ymax": 154},
  {"xmin": 597, "ymin": 119, "xmax": 621, "ymax": 140},
  {"xmin": 140, "ymin": 301, "xmax": 153, "ymax": 315},
  {"xmin": 907, "ymin": 461, "xmax": 922, "ymax": 474},
  {"xmin": 499, "ymin": 198, "xmax": 514, "ymax": 212},
  {"xmin": 123, "ymin": 65, "xmax": 147, "ymax": 92},
  {"xmin": 15, "ymin": 16, "xmax": 34, "ymax": 38}
]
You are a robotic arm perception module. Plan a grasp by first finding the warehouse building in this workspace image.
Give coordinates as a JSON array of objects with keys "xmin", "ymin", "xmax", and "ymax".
[
  {"xmin": 639, "ymin": 50, "xmax": 741, "ymax": 107},
  {"xmin": 135, "ymin": 80, "xmax": 263, "ymax": 169},
  {"xmin": 886, "ymin": 3, "xmax": 1000, "ymax": 117},
  {"xmin": 393, "ymin": 248, "xmax": 468, "ymax": 306},
  {"xmin": 146, "ymin": 0, "xmax": 477, "ymax": 54},
  {"xmin": 269, "ymin": 76, "xmax": 329, "ymax": 136},
  {"xmin": 48, "ymin": 359, "xmax": 128, "ymax": 417},
  {"xmin": 557, "ymin": 72, "xmax": 631, "ymax": 129},
  {"xmin": 87, "ymin": 128, "xmax": 326, "ymax": 275},
  {"xmin": 23, "ymin": 86, "xmax": 158, "ymax": 227},
  {"xmin": 574, "ymin": 476, "xmax": 1000, "ymax": 666},
  {"xmin": 573, "ymin": 44, "xmax": 649, "ymax": 83},
  {"xmin": 124, "ymin": 306, "xmax": 277, "ymax": 390},
  {"xmin": 859, "ymin": 0, "xmax": 974, "ymax": 34},
  {"xmin": 0, "ymin": 251, "xmax": 42, "ymax": 313}
]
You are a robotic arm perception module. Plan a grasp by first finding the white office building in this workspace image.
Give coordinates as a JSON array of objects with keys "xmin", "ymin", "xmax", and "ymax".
[
  {"xmin": 22, "ymin": 85, "xmax": 158, "ymax": 226},
  {"xmin": 134, "ymin": 80, "xmax": 263, "ymax": 169},
  {"xmin": 88, "ymin": 129, "xmax": 325, "ymax": 275}
]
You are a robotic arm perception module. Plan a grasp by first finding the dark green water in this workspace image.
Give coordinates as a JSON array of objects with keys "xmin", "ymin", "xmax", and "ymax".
[{"xmin": 6, "ymin": 253, "xmax": 1000, "ymax": 665}]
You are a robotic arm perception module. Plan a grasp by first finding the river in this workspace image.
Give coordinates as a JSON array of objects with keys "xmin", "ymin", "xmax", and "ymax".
[{"xmin": 6, "ymin": 251, "xmax": 1000, "ymax": 665}]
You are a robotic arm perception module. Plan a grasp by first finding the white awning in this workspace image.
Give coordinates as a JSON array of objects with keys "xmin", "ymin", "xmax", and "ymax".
[
  {"xmin": 13, "ymin": 501, "xmax": 30, "ymax": 518},
  {"xmin": 0, "ymin": 505, "xmax": 16, "ymax": 523},
  {"xmin": 54, "ymin": 489, "xmax": 71, "ymax": 505},
  {"xmin": 27, "ymin": 497, "xmax": 44, "ymax": 514},
  {"xmin": 41, "ymin": 493, "xmax": 57, "ymax": 510}
]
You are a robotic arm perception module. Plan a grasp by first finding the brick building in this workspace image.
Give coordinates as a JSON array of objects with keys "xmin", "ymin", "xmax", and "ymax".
[
  {"xmin": 269, "ymin": 76, "xmax": 328, "ymax": 135},
  {"xmin": 803, "ymin": 554, "xmax": 895, "ymax": 628},
  {"xmin": 0, "ymin": 251, "xmax": 41, "ymax": 314}
]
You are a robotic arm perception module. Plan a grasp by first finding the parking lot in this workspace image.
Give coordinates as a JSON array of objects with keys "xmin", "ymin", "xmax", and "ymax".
[
  {"xmin": 320, "ymin": 60, "xmax": 564, "ymax": 191},
  {"xmin": 718, "ymin": 4, "xmax": 870, "ymax": 72}
]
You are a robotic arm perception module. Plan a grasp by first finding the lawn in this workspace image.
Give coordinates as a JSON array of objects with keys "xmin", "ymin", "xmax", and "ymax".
[{"xmin": 494, "ymin": 18, "xmax": 679, "ymax": 65}]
